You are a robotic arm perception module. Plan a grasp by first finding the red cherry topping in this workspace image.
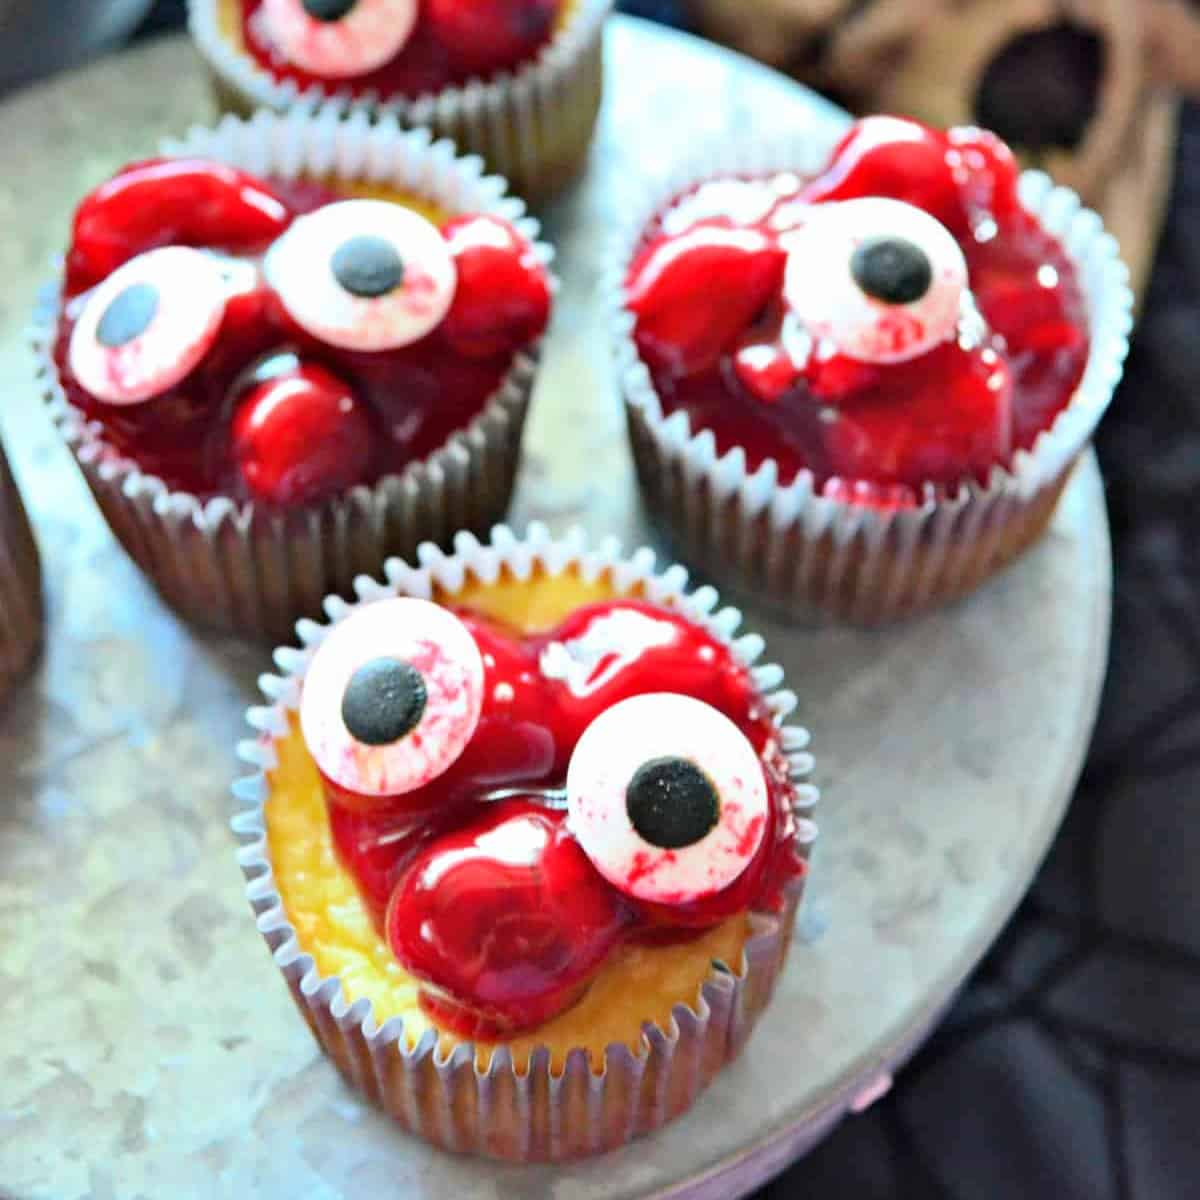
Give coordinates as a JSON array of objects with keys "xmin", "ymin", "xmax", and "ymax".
[
  {"xmin": 230, "ymin": 358, "xmax": 374, "ymax": 505},
  {"xmin": 800, "ymin": 116, "xmax": 970, "ymax": 238},
  {"xmin": 425, "ymin": 0, "xmax": 558, "ymax": 78},
  {"xmin": 947, "ymin": 126, "xmax": 1022, "ymax": 230},
  {"xmin": 438, "ymin": 214, "xmax": 552, "ymax": 359},
  {"xmin": 386, "ymin": 799, "xmax": 632, "ymax": 1039},
  {"xmin": 65, "ymin": 158, "xmax": 292, "ymax": 296},
  {"xmin": 626, "ymin": 225, "xmax": 786, "ymax": 377},
  {"xmin": 821, "ymin": 341, "xmax": 1013, "ymax": 489}
]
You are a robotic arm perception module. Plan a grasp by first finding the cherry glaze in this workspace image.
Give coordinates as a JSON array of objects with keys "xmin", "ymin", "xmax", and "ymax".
[
  {"xmin": 319, "ymin": 598, "xmax": 803, "ymax": 1039},
  {"xmin": 626, "ymin": 119, "xmax": 1090, "ymax": 501},
  {"xmin": 54, "ymin": 160, "xmax": 545, "ymax": 505},
  {"xmin": 241, "ymin": 0, "xmax": 561, "ymax": 101}
]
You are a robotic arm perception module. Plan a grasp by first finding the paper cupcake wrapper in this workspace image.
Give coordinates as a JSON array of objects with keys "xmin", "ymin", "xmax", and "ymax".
[
  {"xmin": 608, "ymin": 138, "xmax": 1133, "ymax": 624},
  {"xmin": 232, "ymin": 523, "xmax": 819, "ymax": 1162},
  {"xmin": 0, "ymin": 439, "xmax": 42, "ymax": 700},
  {"xmin": 30, "ymin": 107, "xmax": 554, "ymax": 643},
  {"xmin": 188, "ymin": 0, "xmax": 611, "ymax": 202}
]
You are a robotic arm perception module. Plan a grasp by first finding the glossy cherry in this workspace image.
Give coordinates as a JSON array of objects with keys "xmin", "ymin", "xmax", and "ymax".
[
  {"xmin": 386, "ymin": 799, "xmax": 631, "ymax": 1039},
  {"xmin": 439, "ymin": 214, "xmax": 552, "ymax": 358},
  {"xmin": 626, "ymin": 224, "xmax": 787, "ymax": 376},
  {"xmin": 821, "ymin": 341, "xmax": 1014, "ymax": 490},
  {"xmin": 65, "ymin": 158, "xmax": 293, "ymax": 296},
  {"xmin": 425, "ymin": 0, "xmax": 558, "ymax": 78},
  {"xmin": 230, "ymin": 360, "xmax": 375, "ymax": 506}
]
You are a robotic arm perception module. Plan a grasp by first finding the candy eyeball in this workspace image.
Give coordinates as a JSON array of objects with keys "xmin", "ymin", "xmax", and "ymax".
[
  {"xmin": 300, "ymin": 598, "xmax": 485, "ymax": 800},
  {"xmin": 264, "ymin": 199, "xmax": 457, "ymax": 352},
  {"xmin": 782, "ymin": 197, "xmax": 969, "ymax": 365},
  {"xmin": 66, "ymin": 246, "xmax": 229, "ymax": 405},
  {"xmin": 260, "ymin": 0, "xmax": 418, "ymax": 77},
  {"xmin": 565, "ymin": 693, "xmax": 769, "ymax": 905}
]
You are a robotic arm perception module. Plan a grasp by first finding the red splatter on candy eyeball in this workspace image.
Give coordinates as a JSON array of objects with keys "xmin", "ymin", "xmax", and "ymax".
[
  {"xmin": 260, "ymin": 0, "xmax": 419, "ymax": 77},
  {"xmin": 264, "ymin": 198, "xmax": 457, "ymax": 352},
  {"xmin": 300, "ymin": 597, "xmax": 486, "ymax": 803},
  {"xmin": 67, "ymin": 246, "xmax": 229, "ymax": 406},
  {"xmin": 566, "ymin": 692, "xmax": 769, "ymax": 906}
]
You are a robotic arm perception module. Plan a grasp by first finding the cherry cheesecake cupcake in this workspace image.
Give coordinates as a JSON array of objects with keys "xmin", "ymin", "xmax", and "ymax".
[
  {"xmin": 31, "ymin": 107, "xmax": 553, "ymax": 641},
  {"xmin": 0, "ymin": 440, "xmax": 42, "ymax": 702},
  {"xmin": 188, "ymin": 0, "xmax": 611, "ymax": 202},
  {"xmin": 612, "ymin": 115, "xmax": 1132, "ymax": 623},
  {"xmin": 233, "ymin": 524, "xmax": 817, "ymax": 1160}
]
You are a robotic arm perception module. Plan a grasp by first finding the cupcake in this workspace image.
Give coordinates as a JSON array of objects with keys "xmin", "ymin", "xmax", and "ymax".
[
  {"xmin": 0, "ymin": 440, "xmax": 42, "ymax": 702},
  {"xmin": 188, "ymin": 0, "xmax": 612, "ymax": 202},
  {"xmin": 613, "ymin": 115, "xmax": 1132, "ymax": 624},
  {"xmin": 233, "ymin": 524, "xmax": 817, "ymax": 1161},
  {"xmin": 31, "ymin": 107, "xmax": 553, "ymax": 642}
]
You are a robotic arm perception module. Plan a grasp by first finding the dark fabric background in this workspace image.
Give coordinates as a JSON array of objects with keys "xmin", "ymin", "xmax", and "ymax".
[{"xmin": 122, "ymin": 5, "xmax": 1200, "ymax": 1195}]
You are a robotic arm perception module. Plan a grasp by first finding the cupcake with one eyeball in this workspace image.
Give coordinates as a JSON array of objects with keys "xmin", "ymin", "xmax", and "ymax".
[
  {"xmin": 612, "ymin": 116, "xmax": 1132, "ymax": 623},
  {"xmin": 233, "ymin": 524, "xmax": 817, "ymax": 1161},
  {"xmin": 31, "ymin": 107, "xmax": 553, "ymax": 640},
  {"xmin": 188, "ymin": 0, "xmax": 612, "ymax": 202}
]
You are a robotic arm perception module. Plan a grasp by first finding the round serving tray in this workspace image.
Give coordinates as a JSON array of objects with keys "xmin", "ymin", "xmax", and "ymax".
[{"xmin": 0, "ymin": 17, "xmax": 1111, "ymax": 1200}]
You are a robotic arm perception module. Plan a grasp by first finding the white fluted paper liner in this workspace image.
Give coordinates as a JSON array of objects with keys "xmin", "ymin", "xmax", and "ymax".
[
  {"xmin": 0, "ymin": 440, "xmax": 42, "ymax": 701},
  {"xmin": 232, "ymin": 523, "xmax": 818, "ymax": 1161},
  {"xmin": 188, "ymin": 0, "xmax": 611, "ymax": 201},
  {"xmin": 30, "ymin": 106, "xmax": 555, "ymax": 642},
  {"xmin": 608, "ymin": 136, "xmax": 1133, "ymax": 624}
]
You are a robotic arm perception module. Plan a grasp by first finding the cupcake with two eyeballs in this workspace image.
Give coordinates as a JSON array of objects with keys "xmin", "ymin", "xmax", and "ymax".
[
  {"xmin": 614, "ymin": 115, "xmax": 1132, "ymax": 623},
  {"xmin": 31, "ymin": 109, "xmax": 553, "ymax": 641},
  {"xmin": 233, "ymin": 526, "xmax": 817, "ymax": 1161},
  {"xmin": 188, "ymin": 0, "xmax": 612, "ymax": 202}
]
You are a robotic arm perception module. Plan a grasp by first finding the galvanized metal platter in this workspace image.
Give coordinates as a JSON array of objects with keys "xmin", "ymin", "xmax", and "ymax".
[{"xmin": 0, "ymin": 18, "xmax": 1110, "ymax": 1199}]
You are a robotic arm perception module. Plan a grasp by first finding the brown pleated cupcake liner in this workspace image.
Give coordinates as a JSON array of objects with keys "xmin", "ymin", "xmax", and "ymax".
[
  {"xmin": 233, "ymin": 524, "xmax": 818, "ymax": 1161},
  {"xmin": 0, "ymin": 440, "xmax": 42, "ymax": 701},
  {"xmin": 188, "ymin": 0, "xmax": 612, "ymax": 202},
  {"xmin": 609, "ymin": 137, "xmax": 1133, "ymax": 625},
  {"xmin": 30, "ymin": 108, "xmax": 554, "ymax": 643}
]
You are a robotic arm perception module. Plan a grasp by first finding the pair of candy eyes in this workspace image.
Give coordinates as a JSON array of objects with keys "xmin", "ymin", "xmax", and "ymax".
[
  {"xmin": 67, "ymin": 200, "xmax": 455, "ymax": 407},
  {"xmin": 300, "ymin": 599, "xmax": 770, "ymax": 905}
]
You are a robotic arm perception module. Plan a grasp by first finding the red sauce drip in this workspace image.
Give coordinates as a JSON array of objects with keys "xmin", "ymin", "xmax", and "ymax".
[
  {"xmin": 240, "ymin": 0, "xmax": 561, "ymax": 101},
  {"xmin": 322, "ymin": 598, "xmax": 804, "ymax": 1038}
]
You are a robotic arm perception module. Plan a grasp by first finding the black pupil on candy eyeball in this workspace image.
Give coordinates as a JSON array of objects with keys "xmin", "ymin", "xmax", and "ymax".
[
  {"xmin": 850, "ymin": 236, "xmax": 933, "ymax": 306},
  {"xmin": 626, "ymin": 756, "xmax": 720, "ymax": 850},
  {"xmin": 96, "ymin": 282, "xmax": 160, "ymax": 348},
  {"xmin": 341, "ymin": 657, "xmax": 427, "ymax": 746},
  {"xmin": 302, "ymin": 0, "xmax": 357, "ymax": 21},
  {"xmin": 332, "ymin": 236, "xmax": 405, "ymax": 298}
]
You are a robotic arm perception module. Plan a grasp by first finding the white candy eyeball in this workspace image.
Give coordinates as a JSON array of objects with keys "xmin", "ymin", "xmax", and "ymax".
[
  {"xmin": 261, "ymin": 0, "xmax": 418, "ymax": 78},
  {"xmin": 67, "ymin": 246, "xmax": 228, "ymax": 406},
  {"xmin": 566, "ymin": 693, "xmax": 769, "ymax": 905},
  {"xmin": 300, "ymin": 597, "xmax": 485, "ymax": 799},
  {"xmin": 264, "ymin": 199, "xmax": 457, "ymax": 352},
  {"xmin": 782, "ymin": 197, "xmax": 968, "ymax": 364}
]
